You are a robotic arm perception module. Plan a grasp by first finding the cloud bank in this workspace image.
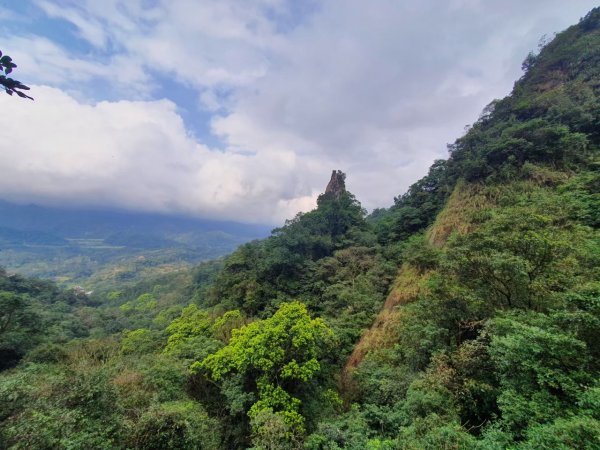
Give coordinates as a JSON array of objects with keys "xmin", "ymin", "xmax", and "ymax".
[{"xmin": 0, "ymin": 0, "xmax": 597, "ymax": 223}]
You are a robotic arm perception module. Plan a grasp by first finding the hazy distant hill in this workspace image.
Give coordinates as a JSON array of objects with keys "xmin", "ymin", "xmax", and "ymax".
[
  {"xmin": 0, "ymin": 200, "xmax": 270, "ymax": 240},
  {"xmin": 0, "ymin": 200, "xmax": 271, "ymax": 285}
]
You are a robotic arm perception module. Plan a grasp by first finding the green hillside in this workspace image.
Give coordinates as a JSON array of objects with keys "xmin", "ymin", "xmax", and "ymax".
[{"xmin": 1, "ymin": 7, "xmax": 599, "ymax": 450}]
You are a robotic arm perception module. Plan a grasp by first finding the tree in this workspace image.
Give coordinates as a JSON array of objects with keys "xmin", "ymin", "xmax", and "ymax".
[
  {"xmin": 0, "ymin": 51, "xmax": 32, "ymax": 100},
  {"xmin": 195, "ymin": 302, "xmax": 335, "ymax": 444},
  {"xmin": 163, "ymin": 304, "xmax": 222, "ymax": 360},
  {"xmin": 0, "ymin": 291, "xmax": 39, "ymax": 370},
  {"xmin": 446, "ymin": 208, "xmax": 576, "ymax": 311}
]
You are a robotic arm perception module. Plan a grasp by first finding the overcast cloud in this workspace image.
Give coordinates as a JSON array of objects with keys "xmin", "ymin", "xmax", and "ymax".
[{"xmin": 0, "ymin": 0, "xmax": 597, "ymax": 224}]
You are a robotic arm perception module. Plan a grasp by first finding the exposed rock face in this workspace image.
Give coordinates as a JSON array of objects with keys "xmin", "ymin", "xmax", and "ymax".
[{"xmin": 324, "ymin": 170, "xmax": 346, "ymax": 199}]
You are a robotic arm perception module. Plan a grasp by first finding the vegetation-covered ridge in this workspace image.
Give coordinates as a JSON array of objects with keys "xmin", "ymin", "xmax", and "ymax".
[{"xmin": 1, "ymin": 7, "xmax": 600, "ymax": 450}]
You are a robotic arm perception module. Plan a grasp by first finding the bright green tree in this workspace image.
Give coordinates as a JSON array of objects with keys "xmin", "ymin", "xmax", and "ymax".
[
  {"xmin": 194, "ymin": 301, "xmax": 335, "ymax": 444},
  {"xmin": 163, "ymin": 304, "xmax": 221, "ymax": 360}
]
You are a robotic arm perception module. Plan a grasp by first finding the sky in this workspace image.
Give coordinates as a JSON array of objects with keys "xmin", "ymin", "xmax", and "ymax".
[{"xmin": 0, "ymin": 0, "xmax": 597, "ymax": 225}]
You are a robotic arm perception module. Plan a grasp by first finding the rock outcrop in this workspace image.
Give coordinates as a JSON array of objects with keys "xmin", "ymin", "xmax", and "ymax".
[{"xmin": 324, "ymin": 170, "xmax": 346, "ymax": 199}]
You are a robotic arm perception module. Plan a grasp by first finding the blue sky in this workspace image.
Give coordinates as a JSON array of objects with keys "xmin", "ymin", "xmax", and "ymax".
[{"xmin": 0, "ymin": 0, "xmax": 597, "ymax": 224}]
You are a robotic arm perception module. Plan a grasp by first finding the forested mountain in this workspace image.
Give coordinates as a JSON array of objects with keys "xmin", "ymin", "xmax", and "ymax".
[{"xmin": 1, "ymin": 7, "xmax": 600, "ymax": 450}]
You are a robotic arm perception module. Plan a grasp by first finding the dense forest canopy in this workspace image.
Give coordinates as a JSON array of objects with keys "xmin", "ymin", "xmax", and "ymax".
[{"xmin": 1, "ymin": 7, "xmax": 600, "ymax": 450}]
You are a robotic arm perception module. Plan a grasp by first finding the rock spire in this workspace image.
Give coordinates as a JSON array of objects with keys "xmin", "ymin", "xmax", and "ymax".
[{"xmin": 324, "ymin": 170, "xmax": 346, "ymax": 199}]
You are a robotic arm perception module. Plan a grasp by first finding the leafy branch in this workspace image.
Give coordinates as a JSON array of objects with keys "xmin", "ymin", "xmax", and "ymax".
[{"xmin": 0, "ymin": 51, "xmax": 33, "ymax": 100}]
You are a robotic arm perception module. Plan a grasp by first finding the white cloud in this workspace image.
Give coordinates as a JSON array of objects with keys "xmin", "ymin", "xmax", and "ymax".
[
  {"xmin": 0, "ymin": 86, "xmax": 317, "ymax": 223},
  {"xmin": 1, "ymin": 35, "xmax": 153, "ymax": 98},
  {"xmin": 30, "ymin": 0, "xmax": 286, "ymax": 89},
  {"xmin": 209, "ymin": 0, "xmax": 598, "ymax": 208},
  {"xmin": 0, "ymin": 1, "xmax": 598, "ymax": 224},
  {"xmin": 36, "ymin": 0, "xmax": 109, "ymax": 48}
]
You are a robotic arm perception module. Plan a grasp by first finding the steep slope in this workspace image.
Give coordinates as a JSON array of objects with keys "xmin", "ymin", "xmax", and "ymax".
[
  {"xmin": 345, "ymin": 181, "xmax": 495, "ymax": 374},
  {"xmin": 347, "ymin": 5, "xmax": 600, "ymax": 366},
  {"xmin": 330, "ymin": 8, "xmax": 600, "ymax": 449}
]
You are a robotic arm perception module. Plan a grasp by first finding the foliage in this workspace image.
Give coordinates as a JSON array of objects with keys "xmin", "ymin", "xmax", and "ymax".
[
  {"xmin": 2, "ymin": 7, "xmax": 600, "ymax": 448},
  {"xmin": 0, "ymin": 50, "xmax": 32, "ymax": 99},
  {"xmin": 163, "ymin": 304, "xmax": 223, "ymax": 360},
  {"xmin": 196, "ymin": 302, "xmax": 334, "ymax": 445},
  {"xmin": 129, "ymin": 401, "xmax": 220, "ymax": 450},
  {"xmin": 0, "ymin": 270, "xmax": 91, "ymax": 370}
]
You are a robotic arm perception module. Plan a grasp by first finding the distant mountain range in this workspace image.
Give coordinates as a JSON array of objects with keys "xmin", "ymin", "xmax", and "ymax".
[
  {"xmin": 0, "ymin": 199, "xmax": 272, "ymax": 285},
  {"xmin": 0, "ymin": 199, "xmax": 270, "ymax": 245}
]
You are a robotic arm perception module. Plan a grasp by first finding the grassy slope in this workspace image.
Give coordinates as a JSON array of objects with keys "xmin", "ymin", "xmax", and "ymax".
[
  {"xmin": 343, "ymin": 181, "xmax": 492, "ymax": 377},
  {"xmin": 345, "ymin": 8, "xmax": 600, "ymax": 381}
]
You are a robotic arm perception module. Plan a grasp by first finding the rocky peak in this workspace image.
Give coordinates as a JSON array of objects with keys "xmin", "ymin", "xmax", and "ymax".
[{"xmin": 324, "ymin": 170, "xmax": 346, "ymax": 199}]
